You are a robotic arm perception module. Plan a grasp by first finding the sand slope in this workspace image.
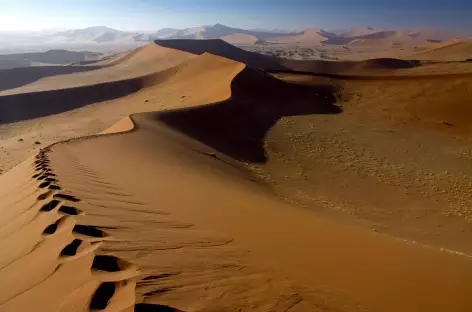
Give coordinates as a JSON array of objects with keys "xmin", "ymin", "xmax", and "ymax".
[
  {"xmin": 0, "ymin": 148, "xmax": 139, "ymax": 311},
  {"xmin": 155, "ymin": 39, "xmax": 427, "ymax": 75},
  {"xmin": 2, "ymin": 40, "xmax": 472, "ymax": 311},
  {"xmin": 0, "ymin": 43, "xmax": 195, "ymax": 96},
  {"xmin": 413, "ymin": 40, "xmax": 472, "ymax": 61},
  {"xmin": 1, "ymin": 50, "xmax": 472, "ymax": 311}
]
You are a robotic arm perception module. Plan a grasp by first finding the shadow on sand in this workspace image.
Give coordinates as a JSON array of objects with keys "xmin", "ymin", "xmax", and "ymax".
[
  {"xmin": 0, "ymin": 66, "xmax": 102, "ymax": 93},
  {"xmin": 135, "ymin": 304, "xmax": 184, "ymax": 312},
  {"xmin": 156, "ymin": 67, "xmax": 341, "ymax": 163},
  {"xmin": 0, "ymin": 73, "xmax": 159, "ymax": 124}
]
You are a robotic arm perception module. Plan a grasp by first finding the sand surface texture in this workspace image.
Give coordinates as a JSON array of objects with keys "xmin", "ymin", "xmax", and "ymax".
[{"xmin": 1, "ymin": 40, "xmax": 472, "ymax": 311}]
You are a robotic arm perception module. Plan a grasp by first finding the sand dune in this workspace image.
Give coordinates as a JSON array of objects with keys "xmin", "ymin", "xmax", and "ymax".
[
  {"xmin": 0, "ymin": 65, "xmax": 101, "ymax": 93},
  {"xmin": 413, "ymin": 40, "xmax": 472, "ymax": 61},
  {"xmin": 267, "ymin": 28, "xmax": 328, "ymax": 45},
  {"xmin": 155, "ymin": 39, "xmax": 427, "ymax": 75},
  {"xmin": 261, "ymin": 27, "xmax": 459, "ymax": 49},
  {"xmin": 2, "ymin": 39, "xmax": 472, "ymax": 311},
  {"xmin": 276, "ymin": 67, "xmax": 472, "ymax": 133},
  {"xmin": 220, "ymin": 33, "xmax": 259, "ymax": 45},
  {"xmin": 155, "ymin": 39, "xmax": 284, "ymax": 70},
  {"xmin": 337, "ymin": 27, "xmax": 380, "ymax": 38},
  {"xmin": 0, "ymin": 52, "xmax": 242, "ymax": 124},
  {"xmin": 0, "ymin": 43, "xmax": 194, "ymax": 95},
  {"xmin": 347, "ymin": 75, "xmax": 472, "ymax": 134}
]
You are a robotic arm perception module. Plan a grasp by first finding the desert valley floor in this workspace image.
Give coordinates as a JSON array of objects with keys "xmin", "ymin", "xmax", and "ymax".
[{"xmin": 1, "ymin": 39, "xmax": 472, "ymax": 311}]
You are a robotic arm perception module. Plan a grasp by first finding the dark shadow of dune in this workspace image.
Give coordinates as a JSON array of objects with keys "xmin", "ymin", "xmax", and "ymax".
[
  {"xmin": 155, "ymin": 67, "xmax": 341, "ymax": 163},
  {"xmin": 0, "ymin": 72, "xmax": 162, "ymax": 124},
  {"xmin": 280, "ymin": 58, "xmax": 421, "ymax": 75},
  {"xmin": 155, "ymin": 39, "xmax": 284, "ymax": 70},
  {"xmin": 135, "ymin": 303, "xmax": 184, "ymax": 312},
  {"xmin": 0, "ymin": 66, "xmax": 102, "ymax": 92},
  {"xmin": 154, "ymin": 39, "xmax": 421, "ymax": 75}
]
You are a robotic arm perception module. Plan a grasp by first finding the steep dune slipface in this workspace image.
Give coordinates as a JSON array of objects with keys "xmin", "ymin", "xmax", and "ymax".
[
  {"xmin": 156, "ymin": 38, "xmax": 425, "ymax": 75},
  {"xmin": 155, "ymin": 39, "xmax": 285, "ymax": 70},
  {"xmin": 155, "ymin": 65, "xmax": 340, "ymax": 162},
  {"xmin": 0, "ymin": 50, "xmax": 233, "ymax": 125}
]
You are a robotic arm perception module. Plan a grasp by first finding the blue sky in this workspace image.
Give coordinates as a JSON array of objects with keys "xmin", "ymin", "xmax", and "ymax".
[{"xmin": 1, "ymin": 0, "xmax": 471, "ymax": 33}]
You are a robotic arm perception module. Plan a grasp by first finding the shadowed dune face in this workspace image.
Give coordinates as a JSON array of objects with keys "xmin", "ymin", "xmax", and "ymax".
[
  {"xmin": 156, "ymin": 67, "xmax": 340, "ymax": 163},
  {"xmin": 0, "ymin": 66, "xmax": 102, "ymax": 92},
  {"xmin": 280, "ymin": 57, "xmax": 421, "ymax": 75},
  {"xmin": 0, "ymin": 74, "xmax": 152, "ymax": 124},
  {"xmin": 135, "ymin": 304, "xmax": 184, "ymax": 312},
  {"xmin": 155, "ymin": 39, "xmax": 284, "ymax": 70},
  {"xmin": 155, "ymin": 39, "xmax": 424, "ymax": 75}
]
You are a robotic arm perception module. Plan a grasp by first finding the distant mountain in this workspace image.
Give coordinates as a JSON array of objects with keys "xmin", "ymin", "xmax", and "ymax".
[
  {"xmin": 401, "ymin": 29, "xmax": 461, "ymax": 43},
  {"xmin": 153, "ymin": 28, "xmax": 180, "ymax": 39},
  {"xmin": 249, "ymin": 28, "xmax": 295, "ymax": 34},
  {"xmin": 269, "ymin": 27, "xmax": 464, "ymax": 47},
  {"xmin": 0, "ymin": 24, "xmax": 467, "ymax": 54},
  {"xmin": 51, "ymin": 26, "xmax": 138, "ymax": 44},
  {"xmin": 155, "ymin": 24, "xmax": 464, "ymax": 47},
  {"xmin": 336, "ymin": 27, "xmax": 379, "ymax": 38},
  {"xmin": 156, "ymin": 24, "xmax": 297, "ymax": 45}
]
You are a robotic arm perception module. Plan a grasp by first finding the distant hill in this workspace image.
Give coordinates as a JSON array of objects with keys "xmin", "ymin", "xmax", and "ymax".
[
  {"xmin": 159, "ymin": 25, "xmax": 464, "ymax": 47},
  {"xmin": 0, "ymin": 24, "xmax": 466, "ymax": 53},
  {"xmin": 337, "ymin": 27, "xmax": 379, "ymax": 38},
  {"xmin": 158, "ymin": 24, "xmax": 295, "ymax": 45},
  {"xmin": 51, "ymin": 26, "xmax": 139, "ymax": 44},
  {"xmin": 153, "ymin": 28, "xmax": 180, "ymax": 39}
]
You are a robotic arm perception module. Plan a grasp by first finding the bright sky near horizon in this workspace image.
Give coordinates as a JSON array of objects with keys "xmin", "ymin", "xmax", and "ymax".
[{"xmin": 1, "ymin": 0, "xmax": 471, "ymax": 33}]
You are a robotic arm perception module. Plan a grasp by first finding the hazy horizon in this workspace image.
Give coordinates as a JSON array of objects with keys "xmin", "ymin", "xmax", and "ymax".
[{"xmin": 1, "ymin": 0, "xmax": 472, "ymax": 35}]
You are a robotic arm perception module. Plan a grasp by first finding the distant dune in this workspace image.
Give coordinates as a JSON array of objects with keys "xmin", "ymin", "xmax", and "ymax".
[
  {"xmin": 155, "ymin": 39, "xmax": 426, "ymax": 75},
  {"xmin": 267, "ymin": 28, "xmax": 328, "ymax": 45},
  {"xmin": 337, "ymin": 27, "xmax": 379, "ymax": 38},
  {"xmin": 0, "ymin": 43, "xmax": 195, "ymax": 95},
  {"xmin": 154, "ymin": 39, "xmax": 284, "ymax": 70},
  {"xmin": 0, "ymin": 24, "xmax": 466, "ymax": 56},
  {"xmin": 0, "ymin": 50, "xmax": 102, "ymax": 70},
  {"xmin": 413, "ymin": 40, "xmax": 472, "ymax": 61},
  {"xmin": 220, "ymin": 33, "xmax": 259, "ymax": 45},
  {"xmin": 4, "ymin": 38, "xmax": 469, "ymax": 101}
]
